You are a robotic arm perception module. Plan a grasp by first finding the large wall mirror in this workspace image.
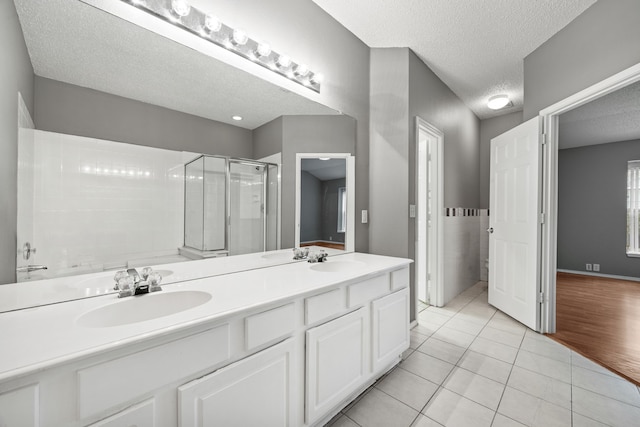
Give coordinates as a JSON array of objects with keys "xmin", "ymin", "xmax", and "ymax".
[{"xmin": 8, "ymin": 0, "xmax": 356, "ymax": 301}]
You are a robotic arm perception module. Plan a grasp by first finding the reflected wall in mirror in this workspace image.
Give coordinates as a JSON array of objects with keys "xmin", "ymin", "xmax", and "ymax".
[
  {"xmin": 9, "ymin": 0, "xmax": 353, "ymax": 289},
  {"xmin": 295, "ymin": 154, "xmax": 355, "ymax": 252}
]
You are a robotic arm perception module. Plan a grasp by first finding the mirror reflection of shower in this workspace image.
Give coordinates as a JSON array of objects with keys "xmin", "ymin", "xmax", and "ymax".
[
  {"xmin": 299, "ymin": 158, "xmax": 347, "ymax": 251},
  {"xmin": 181, "ymin": 155, "xmax": 279, "ymax": 259}
]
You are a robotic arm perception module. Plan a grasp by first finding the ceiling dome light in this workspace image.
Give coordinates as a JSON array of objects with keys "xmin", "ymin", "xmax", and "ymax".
[
  {"xmin": 255, "ymin": 42, "xmax": 272, "ymax": 58},
  {"xmin": 171, "ymin": 0, "xmax": 191, "ymax": 17},
  {"xmin": 232, "ymin": 28, "xmax": 248, "ymax": 46},
  {"xmin": 276, "ymin": 54, "xmax": 291, "ymax": 68},
  {"xmin": 204, "ymin": 14, "xmax": 222, "ymax": 32},
  {"xmin": 487, "ymin": 94, "xmax": 511, "ymax": 110},
  {"xmin": 294, "ymin": 63, "xmax": 310, "ymax": 77},
  {"xmin": 232, "ymin": 115, "xmax": 243, "ymax": 121}
]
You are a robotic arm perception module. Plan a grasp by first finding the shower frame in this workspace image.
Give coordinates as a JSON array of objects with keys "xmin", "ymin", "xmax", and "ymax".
[{"xmin": 183, "ymin": 154, "xmax": 279, "ymax": 256}]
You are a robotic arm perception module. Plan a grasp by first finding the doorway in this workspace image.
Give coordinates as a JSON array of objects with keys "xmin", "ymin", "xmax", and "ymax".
[
  {"xmin": 415, "ymin": 118, "xmax": 444, "ymax": 308},
  {"xmin": 540, "ymin": 61, "xmax": 640, "ymax": 334}
]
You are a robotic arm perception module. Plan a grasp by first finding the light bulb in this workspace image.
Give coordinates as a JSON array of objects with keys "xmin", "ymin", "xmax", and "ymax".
[
  {"xmin": 277, "ymin": 54, "xmax": 291, "ymax": 68},
  {"xmin": 171, "ymin": 0, "xmax": 191, "ymax": 17},
  {"xmin": 487, "ymin": 94, "xmax": 510, "ymax": 110},
  {"xmin": 255, "ymin": 42, "xmax": 271, "ymax": 58},
  {"xmin": 294, "ymin": 63, "xmax": 310, "ymax": 77},
  {"xmin": 311, "ymin": 73, "xmax": 324, "ymax": 84},
  {"xmin": 204, "ymin": 14, "xmax": 222, "ymax": 32},
  {"xmin": 232, "ymin": 28, "xmax": 248, "ymax": 46}
]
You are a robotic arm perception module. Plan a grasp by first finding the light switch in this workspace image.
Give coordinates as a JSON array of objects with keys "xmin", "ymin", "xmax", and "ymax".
[
  {"xmin": 409, "ymin": 204, "xmax": 416, "ymax": 218},
  {"xmin": 361, "ymin": 210, "xmax": 368, "ymax": 224}
]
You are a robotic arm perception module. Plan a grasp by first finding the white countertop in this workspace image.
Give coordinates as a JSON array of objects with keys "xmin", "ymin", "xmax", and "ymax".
[
  {"xmin": 0, "ymin": 252, "xmax": 411, "ymax": 383},
  {"xmin": 0, "ymin": 247, "xmax": 343, "ymax": 313}
]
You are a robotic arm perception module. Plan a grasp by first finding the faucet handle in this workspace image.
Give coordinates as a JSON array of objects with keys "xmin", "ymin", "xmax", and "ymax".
[
  {"xmin": 113, "ymin": 270, "xmax": 128, "ymax": 290},
  {"xmin": 140, "ymin": 267, "xmax": 153, "ymax": 281}
]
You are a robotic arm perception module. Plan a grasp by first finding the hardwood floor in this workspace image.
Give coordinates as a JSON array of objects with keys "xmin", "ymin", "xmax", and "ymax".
[
  {"xmin": 549, "ymin": 272, "xmax": 640, "ymax": 386},
  {"xmin": 300, "ymin": 241, "xmax": 345, "ymax": 250}
]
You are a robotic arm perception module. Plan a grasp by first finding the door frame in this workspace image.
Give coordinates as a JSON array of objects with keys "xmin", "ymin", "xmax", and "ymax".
[
  {"xmin": 294, "ymin": 153, "xmax": 355, "ymax": 252},
  {"xmin": 539, "ymin": 62, "xmax": 640, "ymax": 333},
  {"xmin": 415, "ymin": 118, "xmax": 444, "ymax": 307}
]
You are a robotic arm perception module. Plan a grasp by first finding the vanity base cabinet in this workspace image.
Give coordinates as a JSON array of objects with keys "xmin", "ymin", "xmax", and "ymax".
[
  {"xmin": 178, "ymin": 338, "xmax": 296, "ymax": 427},
  {"xmin": 305, "ymin": 308, "xmax": 366, "ymax": 426}
]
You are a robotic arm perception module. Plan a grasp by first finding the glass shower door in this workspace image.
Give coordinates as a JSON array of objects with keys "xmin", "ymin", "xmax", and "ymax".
[{"xmin": 229, "ymin": 161, "xmax": 266, "ymax": 255}]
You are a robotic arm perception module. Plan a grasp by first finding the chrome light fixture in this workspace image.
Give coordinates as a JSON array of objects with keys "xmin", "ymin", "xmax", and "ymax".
[{"xmin": 123, "ymin": 0, "xmax": 323, "ymax": 93}]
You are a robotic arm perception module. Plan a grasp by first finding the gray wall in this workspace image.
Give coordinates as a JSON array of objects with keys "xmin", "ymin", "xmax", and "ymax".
[
  {"xmin": 300, "ymin": 171, "xmax": 322, "ymax": 242},
  {"xmin": 1, "ymin": 0, "xmax": 34, "ymax": 284},
  {"xmin": 369, "ymin": 49, "xmax": 410, "ymax": 258},
  {"xmin": 369, "ymin": 48, "xmax": 481, "ymax": 321},
  {"xmin": 479, "ymin": 111, "xmax": 523, "ymax": 208},
  {"xmin": 280, "ymin": 115, "xmax": 356, "ymax": 248},
  {"xmin": 34, "ymin": 77, "xmax": 253, "ymax": 159},
  {"xmin": 322, "ymin": 178, "xmax": 347, "ymax": 244},
  {"xmin": 524, "ymin": 0, "xmax": 640, "ymax": 120},
  {"xmin": 558, "ymin": 139, "xmax": 640, "ymax": 278},
  {"xmin": 253, "ymin": 117, "xmax": 284, "ymax": 160}
]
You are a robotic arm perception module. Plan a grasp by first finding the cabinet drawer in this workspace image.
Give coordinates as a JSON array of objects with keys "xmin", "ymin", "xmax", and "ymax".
[
  {"xmin": 0, "ymin": 384, "xmax": 38, "ymax": 427},
  {"xmin": 391, "ymin": 267, "xmax": 409, "ymax": 291},
  {"xmin": 245, "ymin": 303, "xmax": 295, "ymax": 351},
  {"xmin": 347, "ymin": 274, "xmax": 390, "ymax": 307},
  {"xmin": 77, "ymin": 325, "xmax": 230, "ymax": 420},
  {"xmin": 88, "ymin": 399, "xmax": 154, "ymax": 427},
  {"xmin": 305, "ymin": 288, "xmax": 345, "ymax": 325}
]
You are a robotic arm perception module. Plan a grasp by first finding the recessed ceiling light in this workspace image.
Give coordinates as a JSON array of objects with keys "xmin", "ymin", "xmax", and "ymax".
[
  {"xmin": 319, "ymin": 157, "xmax": 330, "ymax": 161},
  {"xmin": 232, "ymin": 115, "xmax": 243, "ymax": 121},
  {"xmin": 487, "ymin": 94, "xmax": 511, "ymax": 110}
]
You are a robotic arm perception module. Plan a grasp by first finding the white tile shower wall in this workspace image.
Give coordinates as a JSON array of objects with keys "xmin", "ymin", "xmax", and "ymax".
[
  {"xmin": 30, "ymin": 130, "xmax": 185, "ymax": 276},
  {"xmin": 443, "ymin": 212, "xmax": 481, "ymax": 305},
  {"xmin": 480, "ymin": 209, "xmax": 489, "ymax": 282}
]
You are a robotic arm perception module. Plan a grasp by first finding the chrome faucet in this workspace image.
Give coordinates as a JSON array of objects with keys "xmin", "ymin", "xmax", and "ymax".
[
  {"xmin": 292, "ymin": 247, "xmax": 309, "ymax": 260},
  {"xmin": 307, "ymin": 250, "xmax": 328, "ymax": 263},
  {"xmin": 113, "ymin": 267, "xmax": 162, "ymax": 298}
]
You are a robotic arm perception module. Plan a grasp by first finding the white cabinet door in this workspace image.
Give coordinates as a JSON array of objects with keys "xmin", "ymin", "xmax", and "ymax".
[
  {"xmin": 0, "ymin": 384, "xmax": 38, "ymax": 427},
  {"xmin": 371, "ymin": 288, "xmax": 409, "ymax": 372},
  {"xmin": 178, "ymin": 339, "xmax": 295, "ymax": 427},
  {"xmin": 305, "ymin": 307, "xmax": 366, "ymax": 425},
  {"xmin": 88, "ymin": 399, "xmax": 154, "ymax": 427},
  {"xmin": 489, "ymin": 117, "xmax": 541, "ymax": 331}
]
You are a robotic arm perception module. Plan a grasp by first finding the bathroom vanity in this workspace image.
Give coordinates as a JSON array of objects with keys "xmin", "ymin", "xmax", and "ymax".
[{"xmin": 0, "ymin": 252, "xmax": 411, "ymax": 427}]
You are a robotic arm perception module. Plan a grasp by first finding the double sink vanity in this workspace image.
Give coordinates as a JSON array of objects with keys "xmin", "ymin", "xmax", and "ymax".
[{"xmin": 0, "ymin": 249, "xmax": 411, "ymax": 427}]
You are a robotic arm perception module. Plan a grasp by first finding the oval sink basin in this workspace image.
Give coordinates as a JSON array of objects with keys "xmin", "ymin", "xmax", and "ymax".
[
  {"xmin": 77, "ymin": 290, "xmax": 212, "ymax": 328},
  {"xmin": 310, "ymin": 261, "xmax": 367, "ymax": 273}
]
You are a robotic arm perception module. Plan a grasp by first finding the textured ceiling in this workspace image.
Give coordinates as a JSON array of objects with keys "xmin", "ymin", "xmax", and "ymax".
[
  {"xmin": 559, "ymin": 81, "xmax": 640, "ymax": 149},
  {"xmin": 14, "ymin": 0, "xmax": 337, "ymax": 130},
  {"xmin": 312, "ymin": 0, "xmax": 597, "ymax": 119},
  {"xmin": 302, "ymin": 158, "xmax": 346, "ymax": 181}
]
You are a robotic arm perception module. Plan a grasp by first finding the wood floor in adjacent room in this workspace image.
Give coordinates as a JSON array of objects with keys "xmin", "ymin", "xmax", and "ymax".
[{"xmin": 550, "ymin": 272, "xmax": 640, "ymax": 386}]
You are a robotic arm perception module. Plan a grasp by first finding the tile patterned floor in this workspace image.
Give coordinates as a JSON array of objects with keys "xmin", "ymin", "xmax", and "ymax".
[{"xmin": 326, "ymin": 282, "xmax": 640, "ymax": 427}]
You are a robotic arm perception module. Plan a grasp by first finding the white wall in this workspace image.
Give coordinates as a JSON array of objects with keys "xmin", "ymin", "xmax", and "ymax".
[{"xmin": 21, "ymin": 130, "xmax": 187, "ymax": 278}]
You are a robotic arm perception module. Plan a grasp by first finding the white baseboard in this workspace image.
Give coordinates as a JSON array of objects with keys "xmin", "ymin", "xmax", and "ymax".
[{"xmin": 557, "ymin": 269, "xmax": 640, "ymax": 282}]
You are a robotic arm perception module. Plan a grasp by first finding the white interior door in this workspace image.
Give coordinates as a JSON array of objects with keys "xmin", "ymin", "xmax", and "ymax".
[{"xmin": 488, "ymin": 117, "xmax": 541, "ymax": 331}]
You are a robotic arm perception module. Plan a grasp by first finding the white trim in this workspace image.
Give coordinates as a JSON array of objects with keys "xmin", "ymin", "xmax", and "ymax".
[
  {"xmin": 557, "ymin": 269, "xmax": 640, "ymax": 283},
  {"xmin": 415, "ymin": 118, "xmax": 444, "ymax": 309},
  {"xmin": 540, "ymin": 61, "xmax": 640, "ymax": 334},
  {"xmin": 295, "ymin": 153, "xmax": 355, "ymax": 253}
]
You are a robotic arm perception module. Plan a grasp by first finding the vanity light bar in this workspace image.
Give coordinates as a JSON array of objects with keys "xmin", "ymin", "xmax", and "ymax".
[{"xmin": 123, "ymin": 0, "xmax": 322, "ymax": 93}]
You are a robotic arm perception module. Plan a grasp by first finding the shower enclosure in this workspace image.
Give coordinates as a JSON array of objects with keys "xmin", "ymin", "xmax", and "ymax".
[{"xmin": 181, "ymin": 155, "xmax": 279, "ymax": 258}]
